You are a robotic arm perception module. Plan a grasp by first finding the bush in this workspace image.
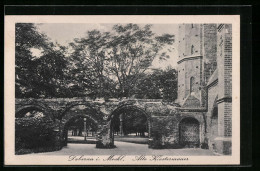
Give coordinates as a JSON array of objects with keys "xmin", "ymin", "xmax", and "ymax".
[{"xmin": 15, "ymin": 116, "xmax": 59, "ymax": 154}]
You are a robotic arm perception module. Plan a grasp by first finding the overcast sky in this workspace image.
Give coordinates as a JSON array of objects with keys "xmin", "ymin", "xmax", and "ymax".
[{"xmin": 36, "ymin": 23, "xmax": 179, "ymax": 69}]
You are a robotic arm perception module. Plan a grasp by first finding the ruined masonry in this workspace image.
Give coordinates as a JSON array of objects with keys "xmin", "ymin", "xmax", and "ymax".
[{"xmin": 15, "ymin": 24, "xmax": 232, "ymax": 155}]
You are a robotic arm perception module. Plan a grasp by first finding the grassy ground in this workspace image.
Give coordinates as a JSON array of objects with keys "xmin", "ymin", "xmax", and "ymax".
[
  {"xmin": 114, "ymin": 136, "xmax": 149, "ymax": 144},
  {"xmin": 68, "ymin": 135, "xmax": 149, "ymax": 144}
]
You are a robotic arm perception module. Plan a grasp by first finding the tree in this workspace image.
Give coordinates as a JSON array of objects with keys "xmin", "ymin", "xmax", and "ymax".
[
  {"xmin": 68, "ymin": 30, "xmax": 113, "ymax": 99},
  {"xmin": 16, "ymin": 23, "xmax": 176, "ymax": 99},
  {"xmin": 152, "ymin": 67, "xmax": 178, "ymax": 101},
  {"xmin": 15, "ymin": 23, "xmax": 68, "ymax": 98},
  {"xmin": 106, "ymin": 24, "xmax": 175, "ymax": 98},
  {"xmin": 133, "ymin": 73, "xmax": 162, "ymax": 99},
  {"xmin": 133, "ymin": 67, "xmax": 178, "ymax": 101},
  {"xmin": 122, "ymin": 111, "xmax": 148, "ymax": 136},
  {"xmin": 15, "ymin": 23, "xmax": 49, "ymax": 97}
]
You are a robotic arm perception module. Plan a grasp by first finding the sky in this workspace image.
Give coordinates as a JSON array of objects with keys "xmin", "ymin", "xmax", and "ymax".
[{"xmin": 35, "ymin": 23, "xmax": 179, "ymax": 69}]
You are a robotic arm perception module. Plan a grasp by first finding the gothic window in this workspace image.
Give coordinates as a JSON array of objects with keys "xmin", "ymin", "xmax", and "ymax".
[
  {"xmin": 191, "ymin": 45, "xmax": 194, "ymax": 55},
  {"xmin": 191, "ymin": 24, "xmax": 194, "ymax": 28},
  {"xmin": 190, "ymin": 77, "xmax": 195, "ymax": 93},
  {"xmin": 212, "ymin": 106, "xmax": 218, "ymax": 119}
]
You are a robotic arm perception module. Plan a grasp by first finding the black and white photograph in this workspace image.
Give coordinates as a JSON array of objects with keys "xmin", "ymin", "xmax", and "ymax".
[{"xmin": 4, "ymin": 15, "xmax": 240, "ymax": 165}]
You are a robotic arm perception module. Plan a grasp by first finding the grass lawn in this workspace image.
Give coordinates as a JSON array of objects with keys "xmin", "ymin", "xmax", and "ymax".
[{"xmin": 114, "ymin": 136, "xmax": 149, "ymax": 144}]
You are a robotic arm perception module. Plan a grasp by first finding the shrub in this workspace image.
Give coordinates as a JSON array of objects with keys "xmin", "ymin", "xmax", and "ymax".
[{"xmin": 15, "ymin": 116, "xmax": 59, "ymax": 154}]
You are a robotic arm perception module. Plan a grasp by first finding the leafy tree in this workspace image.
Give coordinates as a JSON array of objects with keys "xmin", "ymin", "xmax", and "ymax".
[
  {"xmin": 133, "ymin": 67, "xmax": 178, "ymax": 101},
  {"xmin": 68, "ymin": 30, "xmax": 113, "ymax": 99},
  {"xmin": 15, "ymin": 23, "xmax": 68, "ymax": 98},
  {"xmin": 122, "ymin": 111, "xmax": 148, "ymax": 136},
  {"xmin": 133, "ymin": 73, "xmax": 162, "ymax": 99},
  {"xmin": 15, "ymin": 23, "xmax": 48, "ymax": 97},
  {"xmin": 152, "ymin": 67, "xmax": 178, "ymax": 101},
  {"xmin": 106, "ymin": 24, "xmax": 174, "ymax": 98},
  {"xmin": 16, "ymin": 23, "xmax": 176, "ymax": 100}
]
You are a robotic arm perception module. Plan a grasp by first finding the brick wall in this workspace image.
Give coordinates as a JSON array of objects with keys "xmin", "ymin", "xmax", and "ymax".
[
  {"xmin": 177, "ymin": 57, "xmax": 202, "ymax": 104},
  {"xmin": 178, "ymin": 24, "xmax": 201, "ymax": 58},
  {"xmin": 224, "ymin": 25, "xmax": 232, "ymax": 97},
  {"xmin": 217, "ymin": 24, "xmax": 232, "ymax": 138},
  {"xmin": 203, "ymin": 24, "xmax": 217, "ymax": 84},
  {"xmin": 224, "ymin": 102, "xmax": 232, "ymax": 136},
  {"xmin": 177, "ymin": 24, "xmax": 218, "ymax": 105},
  {"xmin": 217, "ymin": 24, "xmax": 232, "ymax": 99}
]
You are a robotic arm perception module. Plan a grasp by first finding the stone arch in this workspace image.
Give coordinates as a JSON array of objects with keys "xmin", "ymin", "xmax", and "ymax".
[
  {"xmin": 59, "ymin": 103, "xmax": 105, "ymax": 147},
  {"xmin": 108, "ymin": 104, "xmax": 150, "ymax": 121},
  {"xmin": 179, "ymin": 117, "xmax": 200, "ymax": 147},
  {"xmin": 61, "ymin": 114, "xmax": 99, "ymax": 146},
  {"xmin": 107, "ymin": 104, "xmax": 151, "ymax": 147},
  {"xmin": 16, "ymin": 104, "xmax": 47, "ymax": 118},
  {"xmin": 60, "ymin": 102, "xmax": 104, "ymax": 120}
]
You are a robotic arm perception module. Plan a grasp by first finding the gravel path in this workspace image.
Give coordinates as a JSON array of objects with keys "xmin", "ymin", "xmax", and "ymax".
[{"xmin": 27, "ymin": 141, "xmax": 216, "ymax": 156}]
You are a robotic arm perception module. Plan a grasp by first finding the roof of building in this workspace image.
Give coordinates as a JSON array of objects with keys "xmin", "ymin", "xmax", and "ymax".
[
  {"xmin": 207, "ymin": 69, "xmax": 218, "ymax": 87},
  {"xmin": 182, "ymin": 94, "xmax": 201, "ymax": 108}
]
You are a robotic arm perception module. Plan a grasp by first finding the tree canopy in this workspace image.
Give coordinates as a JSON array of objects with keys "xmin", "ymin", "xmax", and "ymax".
[{"xmin": 15, "ymin": 23, "xmax": 177, "ymax": 101}]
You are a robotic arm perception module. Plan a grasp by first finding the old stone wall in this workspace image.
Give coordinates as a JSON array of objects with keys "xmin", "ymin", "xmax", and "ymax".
[
  {"xmin": 203, "ymin": 24, "xmax": 218, "ymax": 84},
  {"xmin": 177, "ymin": 56, "xmax": 202, "ymax": 105},
  {"xmin": 178, "ymin": 24, "xmax": 201, "ymax": 58},
  {"xmin": 16, "ymin": 98, "xmax": 185, "ymax": 149}
]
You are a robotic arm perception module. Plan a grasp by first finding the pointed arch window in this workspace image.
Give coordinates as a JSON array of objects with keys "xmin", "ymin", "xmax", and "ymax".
[
  {"xmin": 190, "ymin": 77, "xmax": 195, "ymax": 93},
  {"xmin": 191, "ymin": 45, "xmax": 194, "ymax": 55}
]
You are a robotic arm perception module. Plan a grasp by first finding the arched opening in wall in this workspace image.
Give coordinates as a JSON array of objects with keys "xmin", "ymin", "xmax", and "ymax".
[
  {"xmin": 179, "ymin": 117, "xmax": 200, "ymax": 148},
  {"xmin": 190, "ymin": 77, "xmax": 195, "ymax": 94},
  {"xmin": 60, "ymin": 104, "xmax": 101, "ymax": 146},
  {"xmin": 109, "ymin": 106, "xmax": 150, "ymax": 147},
  {"xmin": 15, "ymin": 106, "xmax": 56, "ymax": 155},
  {"xmin": 62, "ymin": 115, "xmax": 99, "ymax": 146},
  {"xmin": 191, "ymin": 45, "xmax": 194, "ymax": 55},
  {"xmin": 16, "ymin": 106, "xmax": 45, "ymax": 118}
]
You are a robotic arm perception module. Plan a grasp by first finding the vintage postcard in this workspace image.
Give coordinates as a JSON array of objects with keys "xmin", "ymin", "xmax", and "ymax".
[{"xmin": 4, "ymin": 15, "xmax": 240, "ymax": 165}]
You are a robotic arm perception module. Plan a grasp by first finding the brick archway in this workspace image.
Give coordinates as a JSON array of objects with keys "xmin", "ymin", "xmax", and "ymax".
[
  {"xmin": 60, "ymin": 102, "xmax": 103, "ymax": 119},
  {"xmin": 109, "ymin": 105, "xmax": 151, "ymax": 147},
  {"xmin": 59, "ymin": 103, "xmax": 105, "ymax": 147},
  {"xmin": 61, "ymin": 114, "xmax": 99, "ymax": 146},
  {"xmin": 179, "ymin": 117, "xmax": 200, "ymax": 147},
  {"xmin": 96, "ymin": 104, "xmax": 151, "ymax": 148}
]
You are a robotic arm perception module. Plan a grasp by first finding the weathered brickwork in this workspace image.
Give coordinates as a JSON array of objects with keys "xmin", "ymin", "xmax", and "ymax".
[
  {"xmin": 177, "ymin": 56, "xmax": 202, "ymax": 104},
  {"xmin": 177, "ymin": 24, "xmax": 218, "ymax": 105},
  {"xmin": 224, "ymin": 102, "xmax": 232, "ymax": 137},
  {"xmin": 217, "ymin": 24, "xmax": 232, "ymax": 99},
  {"xmin": 178, "ymin": 24, "xmax": 201, "ymax": 58},
  {"xmin": 224, "ymin": 25, "xmax": 232, "ymax": 97},
  {"xmin": 177, "ymin": 23, "xmax": 232, "ymax": 155},
  {"xmin": 203, "ymin": 24, "xmax": 217, "ymax": 83}
]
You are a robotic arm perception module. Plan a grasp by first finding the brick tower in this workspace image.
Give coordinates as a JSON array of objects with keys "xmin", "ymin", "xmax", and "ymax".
[{"xmin": 177, "ymin": 24, "xmax": 217, "ymax": 106}]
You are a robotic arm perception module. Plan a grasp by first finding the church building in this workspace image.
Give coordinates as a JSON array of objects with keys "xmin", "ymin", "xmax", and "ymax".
[{"xmin": 176, "ymin": 23, "xmax": 232, "ymax": 155}]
